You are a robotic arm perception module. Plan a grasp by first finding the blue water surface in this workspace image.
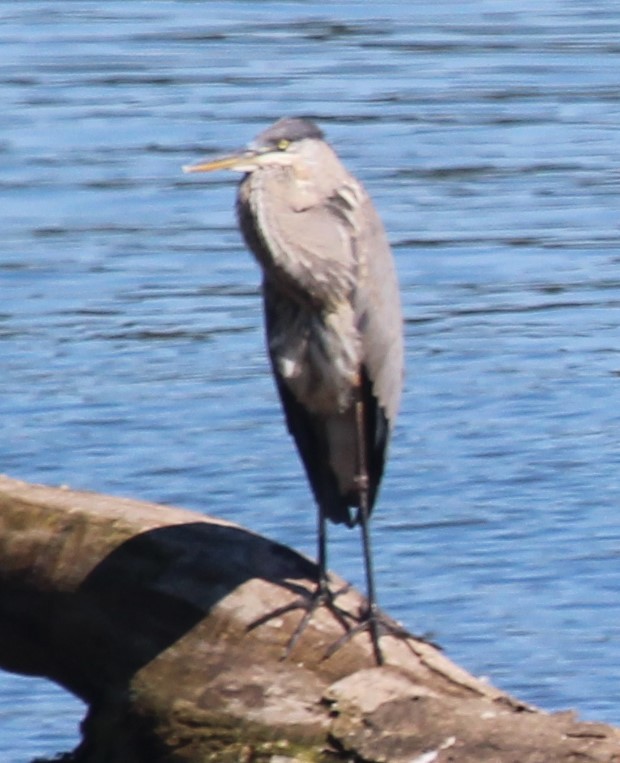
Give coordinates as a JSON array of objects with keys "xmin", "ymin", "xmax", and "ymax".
[{"xmin": 1, "ymin": 1, "xmax": 620, "ymax": 760}]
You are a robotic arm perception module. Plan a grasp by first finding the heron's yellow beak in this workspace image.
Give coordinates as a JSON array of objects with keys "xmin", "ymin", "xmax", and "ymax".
[
  {"xmin": 182, "ymin": 150, "xmax": 263, "ymax": 174},
  {"xmin": 183, "ymin": 144, "xmax": 297, "ymax": 174}
]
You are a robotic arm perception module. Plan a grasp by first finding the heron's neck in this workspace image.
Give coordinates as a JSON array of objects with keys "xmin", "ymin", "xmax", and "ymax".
[{"xmin": 239, "ymin": 170, "xmax": 355, "ymax": 309}]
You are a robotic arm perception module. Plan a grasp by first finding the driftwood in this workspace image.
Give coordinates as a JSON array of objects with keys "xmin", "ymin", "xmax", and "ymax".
[{"xmin": 0, "ymin": 474, "xmax": 618, "ymax": 763}]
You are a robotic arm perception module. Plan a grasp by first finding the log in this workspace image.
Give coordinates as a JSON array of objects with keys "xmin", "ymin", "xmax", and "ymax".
[{"xmin": 0, "ymin": 474, "xmax": 618, "ymax": 763}]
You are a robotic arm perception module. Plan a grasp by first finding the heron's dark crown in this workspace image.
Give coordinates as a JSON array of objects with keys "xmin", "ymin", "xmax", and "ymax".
[{"xmin": 252, "ymin": 117, "xmax": 325, "ymax": 149}]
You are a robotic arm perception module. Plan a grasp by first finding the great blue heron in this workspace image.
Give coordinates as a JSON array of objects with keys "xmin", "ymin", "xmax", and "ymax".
[{"xmin": 184, "ymin": 117, "xmax": 404, "ymax": 663}]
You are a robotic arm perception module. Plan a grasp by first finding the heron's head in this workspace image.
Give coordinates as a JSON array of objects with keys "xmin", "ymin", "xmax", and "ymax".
[{"xmin": 183, "ymin": 117, "xmax": 326, "ymax": 176}]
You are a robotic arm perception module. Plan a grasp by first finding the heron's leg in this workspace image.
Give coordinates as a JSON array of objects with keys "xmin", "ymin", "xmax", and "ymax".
[
  {"xmin": 280, "ymin": 508, "xmax": 353, "ymax": 657},
  {"xmin": 304, "ymin": 396, "xmax": 383, "ymax": 664},
  {"xmin": 323, "ymin": 398, "xmax": 422, "ymax": 663},
  {"xmin": 354, "ymin": 397, "xmax": 384, "ymax": 665},
  {"xmin": 317, "ymin": 504, "xmax": 329, "ymax": 594},
  {"xmin": 358, "ymin": 497, "xmax": 383, "ymax": 663}
]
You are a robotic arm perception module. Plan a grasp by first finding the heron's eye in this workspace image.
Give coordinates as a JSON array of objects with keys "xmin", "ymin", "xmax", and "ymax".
[{"xmin": 277, "ymin": 139, "xmax": 290, "ymax": 151}]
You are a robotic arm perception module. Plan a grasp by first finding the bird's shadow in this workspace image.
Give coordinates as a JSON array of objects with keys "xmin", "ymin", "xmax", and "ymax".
[{"xmin": 73, "ymin": 521, "xmax": 319, "ymax": 698}]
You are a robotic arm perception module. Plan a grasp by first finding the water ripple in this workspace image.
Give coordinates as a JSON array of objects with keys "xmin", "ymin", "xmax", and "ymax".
[{"xmin": 2, "ymin": 1, "xmax": 620, "ymax": 759}]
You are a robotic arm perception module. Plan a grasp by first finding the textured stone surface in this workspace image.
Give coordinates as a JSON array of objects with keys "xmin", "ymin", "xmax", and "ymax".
[{"xmin": 1, "ymin": 475, "xmax": 619, "ymax": 762}]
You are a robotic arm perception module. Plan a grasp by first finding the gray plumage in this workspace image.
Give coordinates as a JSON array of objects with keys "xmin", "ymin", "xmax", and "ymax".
[
  {"xmin": 236, "ymin": 118, "xmax": 403, "ymax": 526},
  {"xmin": 184, "ymin": 118, "xmax": 404, "ymax": 661}
]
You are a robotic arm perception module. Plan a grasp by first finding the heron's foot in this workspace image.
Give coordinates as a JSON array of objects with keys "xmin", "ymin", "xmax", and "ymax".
[
  {"xmin": 247, "ymin": 579, "xmax": 356, "ymax": 659},
  {"xmin": 324, "ymin": 602, "xmax": 419, "ymax": 666}
]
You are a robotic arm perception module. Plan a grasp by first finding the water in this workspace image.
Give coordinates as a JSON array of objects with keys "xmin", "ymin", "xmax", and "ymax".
[{"xmin": 2, "ymin": 1, "xmax": 620, "ymax": 759}]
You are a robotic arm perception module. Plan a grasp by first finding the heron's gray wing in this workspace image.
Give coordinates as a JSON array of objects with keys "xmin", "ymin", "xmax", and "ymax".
[
  {"xmin": 298, "ymin": 175, "xmax": 403, "ymax": 423},
  {"xmin": 348, "ymin": 189, "xmax": 404, "ymax": 518},
  {"xmin": 251, "ymin": 172, "xmax": 402, "ymax": 526},
  {"xmin": 254, "ymin": 175, "xmax": 403, "ymax": 423},
  {"xmin": 263, "ymin": 294, "xmax": 392, "ymax": 527},
  {"xmin": 351, "ymin": 192, "xmax": 404, "ymax": 427}
]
